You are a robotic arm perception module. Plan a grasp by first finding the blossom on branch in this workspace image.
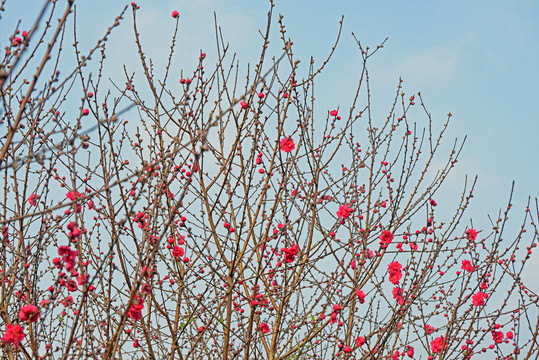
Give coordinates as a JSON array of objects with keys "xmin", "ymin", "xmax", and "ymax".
[
  {"xmin": 58, "ymin": 245, "xmax": 79, "ymax": 273},
  {"xmin": 392, "ymin": 286, "xmax": 404, "ymax": 305},
  {"xmin": 260, "ymin": 323, "xmax": 270, "ymax": 334},
  {"xmin": 1, "ymin": 324, "xmax": 25, "ymax": 347},
  {"xmin": 19, "ymin": 304, "xmax": 40, "ymax": 323},
  {"xmin": 466, "ymin": 228, "xmax": 477, "ymax": 241},
  {"xmin": 356, "ymin": 289, "xmax": 366, "ymax": 303},
  {"xmin": 430, "ymin": 336, "xmax": 447, "ymax": 353},
  {"xmin": 388, "ymin": 261, "xmax": 403, "ymax": 285},
  {"xmin": 461, "ymin": 260, "xmax": 474, "ymax": 272},
  {"xmin": 379, "ymin": 230, "xmax": 394, "ymax": 248},
  {"xmin": 337, "ymin": 205, "xmax": 353, "ymax": 220},
  {"xmin": 472, "ymin": 291, "xmax": 488, "ymax": 307},
  {"xmin": 280, "ymin": 137, "xmax": 295, "ymax": 153},
  {"xmin": 282, "ymin": 244, "xmax": 300, "ymax": 263},
  {"xmin": 128, "ymin": 295, "xmax": 145, "ymax": 321}
]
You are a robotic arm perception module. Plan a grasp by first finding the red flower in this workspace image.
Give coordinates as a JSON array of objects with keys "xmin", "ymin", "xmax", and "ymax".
[
  {"xmin": 66, "ymin": 279, "xmax": 78, "ymax": 292},
  {"xmin": 392, "ymin": 286, "xmax": 404, "ymax": 305},
  {"xmin": 356, "ymin": 289, "xmax": 366, "ymax": 304},
  {"xmin": 425, "ymin": 324, "xmax": 435, "ymax": 334},
  {"xmin": 260, "ymin": 323, "xmax": 270, "ymax": 334},
  {"xmin": 466, "ymin": 228, "xmax": 477, "ymax": 241},
  {"xmin": 506, "ymin": 331, "xmax": 513, "ymax": 339},
  {"xmin": 282, "ymin": 244, "xmax": 299, "ymax": 263},
  {"xmin": 66, "ymin": 191, "xmax": 78, "ymax": 201},
  {"xmin": 58, "ymin": 245, "xmax": 78, "ymax": 273},
  {"xmin": 18, "ymin": 305, "xmax": 39, "ymax": 323},
  {"xmin": 240, "ymin": 100, "xmax": 248, "ymax": 109},
  {"xmin": 461, "ymin": 260, "xmax": 473, "ymax": 272},
  {"xmin": 128, "ymin": 296, "xmax": 144, "ymax": 321},
  {"xmin": 388, "ymin": 261, "xmax": 402, "ymax": 285},
  {"xmin": 330, "ymin": 311, "xmax": 338, "ymax": 324},
  {"xmin": 430, "ymin": 199, "xmax": 437, "ymax": 207},
  {"xmin": 280, "ymin": 137, "xmax": 295, "ymax": 153},
  {"xmin": 28, "ymin": 193, "xmax": 40, "ymax": 206},
  {"xmin": 1, "ymin": 324, "xmax": 25, "ymax": 347},
  {"xmin": 379, "ymin": 230, "xmax": 394, "ymax": 248},
  {"xmin": 492, "ymin": 331, "xmax": 504, "ymax": 343},
  {"xmin": 337, "ymin": 205, "xmax": 353, "ymax": 220},
  {"xmin": 62, "ymin": 296, "xmax": 74, "ymax": 307},
  {"xmin": 356, "ymin": 336, "xmax": 365, "ymax": 346},
  {"xmin": 407, "ymin": 347, "xmax": 415, "ymax": 358},
  {"xmin": 172, "ymin": 246, "xmax": 184, "ymax": 258},
  {"xmin": 172, "ymin": 10, "xmax": 179, "ymax": 18},
  {"xmin": 430, "ymin": 336, "xmax": 447, "ymax": 353},
  {"xmin": 472, "ymin": 291, "xmax": 488, "ymax": 307},
  {"xmin": 330, "ymin": 109, "xmax": 338, "ymax": 117}
]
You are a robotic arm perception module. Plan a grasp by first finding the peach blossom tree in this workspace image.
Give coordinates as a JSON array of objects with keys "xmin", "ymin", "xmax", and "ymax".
[{"xmin": 0, "ymin": 1, "xmax": 538, "ymax": 359}]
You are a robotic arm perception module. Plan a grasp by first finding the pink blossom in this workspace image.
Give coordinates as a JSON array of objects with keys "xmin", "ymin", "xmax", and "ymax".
[
  {"xmin": 66, "ymin": 191, "xmax": 82, "ymax": 201},
  {"xmin": 28, "ymin": 193, "xmax": 40, "ymax": 206},
  {"xmin": 461, "ymin": 260, "xmax": 473, "ymax": 272},
  {"xmin": 172, "ymin": 10, "xmax": 179, "ymax": 18},
  {"xmin": 392, "ymin": 286, "xmax": 404, "ymax": 305},
  {"xmin": 280, "ymin": 137, "xmax": 295, "ymax": 153},
  {"xmin": 356, "ymin": 289, "xmax": 366, "ymax": 304},
  {"xmin": 62, "ymin": 296, "xmax": 74, "ymax": 307},
  {"xmin": 18, "ymin": 305, "xmax": 39, "ymax": 323},
  {"xmin": 240, "ymin": 100, "xmax": 248, "ymax": 109},
  {"xmin": 492, "ymin": 331, "xmax": 504, "ymax": 343},
  {"xmin": 430, "ymin": 336, "xmax": 447, "ymax": 353},
  {"xmin": 388, "ymin": 261, "xmax": 402, "ymax": 285},
  {"xmin": 379, "ymin": 230, "xmax": 394, "ymax": 248},
  {"xmin": 356, "ymin": 336, "xmax": 365, "ymax": 346},
  {"xmin": 282, "ymin": 244, "xmax": 299, "ymax": 263},
  {"xmin": 58, "ymin": 245, "xmax": 78, "ymax": 273},
  {"xmin": 66, "ymin": 279, "xmax": 78, "ymax": 292},
  {"xmin": 330, "ymin": 109, "xmax": 338, "ymax": 117},
  {"xmin": 472, "ymin": 291, "xmax": 488, "ymax": 307},
  {"xmin": 425, "ymin": 324, "xmax": 435, "ymax": 334},
  {"xmin": 1, "ymin": 324, "xmax": 25, "ymax": 347},
  {"xmin": 172, "ymin": 246, "xmax": 184, "ymax": 258},
  {"xmin": 128, "ymin": 296, "xmax": 144, "ymax": 321},
  {"xmin": 466, "ymin": 228, "xmax": 477, "ymax": 241},
  {"xmin": 260, "ymin": 323, "xmax": 270, "ymax": 334},
  {"xmin": 337, "ymin": 205, "xmax": 353, "ymax": 220}
]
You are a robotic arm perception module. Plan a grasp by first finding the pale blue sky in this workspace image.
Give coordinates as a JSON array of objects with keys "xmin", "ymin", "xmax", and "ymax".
[{"xmin": 2, "ymin": 0, "xmax": 537, "ymax": 222}]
